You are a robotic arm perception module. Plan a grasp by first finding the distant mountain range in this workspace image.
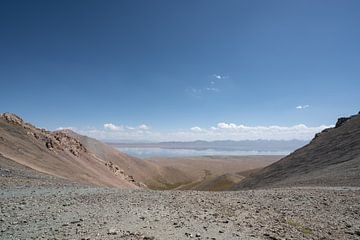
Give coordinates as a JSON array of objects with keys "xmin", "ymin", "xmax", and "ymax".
[{"xmin": 108, "ymin": 139, "xmax": 308, "ymax": 152}]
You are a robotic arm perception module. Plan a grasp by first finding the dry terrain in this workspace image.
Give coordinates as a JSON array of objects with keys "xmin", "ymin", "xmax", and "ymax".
[
  {"xmin": 1, "ymin": 112, "xmax": 360, "ymax": 239},
  {"xmin": 147, "ymin": 156, "xmax": 281, "ymax": 190},
  {"xmin": 1, "ymin": 183, "xmax": 359, "ymax": 240},
  {"xmin": 0, "ymin": 113, "xmax": 279, "ymax": 190},
  {"xmin": 235, "ymin": 112, "xmax": 360, "ymax": 190},
  {"xmin": 1, "ymin": 156, "xmax": 359, "ymax": 240}
]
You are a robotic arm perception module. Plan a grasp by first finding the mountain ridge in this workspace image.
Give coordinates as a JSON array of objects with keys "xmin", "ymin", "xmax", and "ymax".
[
  {"xmin": 233, "ymin": 112, "xmax": 360, "ymax": 189},
  {"xmin": 0, "ymin": 113, "xmax": 146, "ymax": 188}
]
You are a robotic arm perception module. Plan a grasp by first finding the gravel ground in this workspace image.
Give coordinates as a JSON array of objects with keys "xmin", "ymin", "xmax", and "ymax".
[{"xmin": 1, "ymin": 186, "xmax": 359, "ymax": 240}]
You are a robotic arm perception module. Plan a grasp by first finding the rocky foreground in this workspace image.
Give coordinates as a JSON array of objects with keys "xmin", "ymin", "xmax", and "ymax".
[{"xmin": 1, "ymin": 185, "xmax": 359, "ymax": 240}]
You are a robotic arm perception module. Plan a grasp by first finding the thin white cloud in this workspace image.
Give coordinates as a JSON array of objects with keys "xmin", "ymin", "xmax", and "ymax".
[
  {"xmin": 186, "ymin": 88, "xmax": 203, "ymax": 97},
  {"xmin": 217, "ymin": 122, "xmax": 242, "ymax": 129},
  {"xmin": 296, "ymin": 105, "xmax": 310, "ymax": 109},
  {"xmin": 190, "ymin": 126, "xmax": 203, "ymax": 132},
  {"xmin": 56, "ymin": 126, "xmax": 77, "ymax": 131},
  {"xmin": 203, "ymin": 122, "xmax": 331, "ymax": 141},
  {"xmin": 104, "ymin": 123, "xmax": 123, "ymax": 131},
  {"xmin": 187, "ymin": 86, "xmax": 219, "ymax": 96},
  {"xmin": 212, "ymin": 74, "xmax": 229, "ymax": 80},
  {"xmin": 139, "ymin": 124, "xmax": 150, "ymax": 130},
  {"xmin": 186, "ymin": 74, "xmax": 229, "ymax": 97},
  {"xmin": 69, "ymin": 121, "xmax": 333, "ymax": 142},
  {"xmin": 205, "ymin": 87, "xmax": 220, "ymax": 92}
]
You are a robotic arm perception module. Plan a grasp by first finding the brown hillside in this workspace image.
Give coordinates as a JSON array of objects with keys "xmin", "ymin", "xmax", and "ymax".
[
  {"xmin": 0, "ymin": 113, "xmax": 284, "ymax": 190},
  {"xmin": 0, "ymin": 113, "xmax": 143, "ymax": 188},
  {"xmin": 233, "ymin": 112, "xmax": 360, "ymax": 189},
  {"xmin": 148, "ymin": 155, "xmax": 281, "ymax": 190},
  {"xmin": 0, "ymin": 113, "xmax": 224, "ymax": 189}
]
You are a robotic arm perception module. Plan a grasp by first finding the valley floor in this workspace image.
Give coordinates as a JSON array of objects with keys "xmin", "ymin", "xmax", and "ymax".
[{"xmin": 1, "ymin": 185, "xmax": 359, "ymax": 240}]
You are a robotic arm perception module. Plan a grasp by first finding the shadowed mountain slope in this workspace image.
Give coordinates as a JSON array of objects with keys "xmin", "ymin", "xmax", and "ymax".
[{"xmin": 234, "ymin": 112, "xmax": 360, "ymax": 190}]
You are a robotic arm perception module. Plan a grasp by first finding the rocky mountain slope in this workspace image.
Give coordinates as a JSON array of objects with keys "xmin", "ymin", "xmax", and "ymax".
[
  {"xmin": 61, "ymin": 129, "xmax": 194, "ymax": 189},
  {"xmin": 234, "ymin": 112, "xmax": 360, "ymax": 189},
  {"xmin": 1, "ymin": 113, "xmax": 280, "ymax": 190},
  {"xmin": 0, "ymin": 113, "xmax": 151, "ymax": 188}
]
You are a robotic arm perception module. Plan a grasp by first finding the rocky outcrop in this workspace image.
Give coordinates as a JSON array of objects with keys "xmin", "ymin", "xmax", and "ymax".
[
  {"xmin": 52, "ymin": 131, "xmax": 87, "ymax": 157},
  {"xmin": 105, "ymin": 161, "xmax": 125, "ymax": 175},
  {"xmin": 1, "ymin": 113, "xmax": 24, "ymax": 125},
  {"xmin": 335, "ymin": 112, "xmax": 360, "ymax": 128},
  {"xmin": 104, "ymin": 161, "xmax": 146, "ymax": 187},
  {"xmin": 1, "ymin": 113, "xmax": 86, "ymax": 157},
  {"xmin": 335, "ymin": 117, "xmax": 351, "ymax": 128}
]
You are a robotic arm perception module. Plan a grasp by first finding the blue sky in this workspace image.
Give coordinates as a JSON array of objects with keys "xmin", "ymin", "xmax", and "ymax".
[{"xmin": 0, "ymin": 1, "xmax": 359, "ymax": 141}]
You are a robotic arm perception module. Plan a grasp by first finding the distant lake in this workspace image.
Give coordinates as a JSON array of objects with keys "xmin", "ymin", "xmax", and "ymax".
[{"xmin": 116, "ymin": 147, "xmax": 289, "ymax": 158}]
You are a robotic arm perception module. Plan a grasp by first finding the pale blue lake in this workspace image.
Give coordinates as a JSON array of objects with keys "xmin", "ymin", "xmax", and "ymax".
[{"xmin": 116, "ymin": 147, "xmax": 289, "ymax": 158}]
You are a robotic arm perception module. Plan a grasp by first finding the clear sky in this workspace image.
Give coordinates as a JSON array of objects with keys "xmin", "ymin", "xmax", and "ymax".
[{"xmin": 0, "ymin": 0, "xmax": 359, "ymax": 141}]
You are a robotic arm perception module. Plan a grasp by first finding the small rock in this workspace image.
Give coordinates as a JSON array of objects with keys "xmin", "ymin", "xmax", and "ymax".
[{"xmin": 108, "ymin": 228, "xmax": 118, "ymax": 235}]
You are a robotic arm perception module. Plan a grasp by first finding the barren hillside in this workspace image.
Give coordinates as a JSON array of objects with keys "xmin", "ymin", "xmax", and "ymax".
[
  {"xmin": 148, "ymin": 156, "xmax": 281, "ymax": 190},
  {"xmin": 0, "ymin": 113, "xmax": 146, "ymax": 188},
  {"xmin": 234, "ymin": 112, "xmax": 360, "ymax": 190},
  {"xmin": 0, "ymin": 113, "xmax": 281, "ymax": 190}
]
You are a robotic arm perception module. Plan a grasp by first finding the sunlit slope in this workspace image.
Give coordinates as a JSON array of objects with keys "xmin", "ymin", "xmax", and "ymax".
[{"xmin": 0, "ymin": 113, "xmax": 142, "ymax": 188}]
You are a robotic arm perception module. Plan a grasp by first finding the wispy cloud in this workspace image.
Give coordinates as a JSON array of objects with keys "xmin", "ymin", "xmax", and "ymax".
[
  {"xmin": 56, "ymin": 126, "xmax": 77, "ymax": 131},
  {"xmin": 186, "ymin": 74, "xmax": 226, "ymax": 97},
  {"xmin": 186, "ymin": 86, "xmax": 219, "ymax": 97},
  {"xmin": 212, "ymin": 74, "xmax": 229, "ymax": 80},
  {"xmin": 205, "ymin": 87, "xmax": 220, "ymax": 92},
  {"xmin": 139, "ymin": 124, "xmax": 150, "ymax": 130},
  {"xmin": 186, "ymin": 87, "xmax": 203, "ymax": 97},
  {"xmin": 67, "ymin": 121, "xmax": 333, "ymax": 142},
  {"xmin": 104, "ymin": 123, "xmax": 123, "ymax": 131},
  {"xmin": 190, "ymin": 126, "xmax": 203, "ymax": 132},
  {"xmin": 296, "ymin": 105, "xmax": 310, "ymax": 110},
  {"xmin": 104, "ymin": 123, "xmax": 150, "ymax": 132}
]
